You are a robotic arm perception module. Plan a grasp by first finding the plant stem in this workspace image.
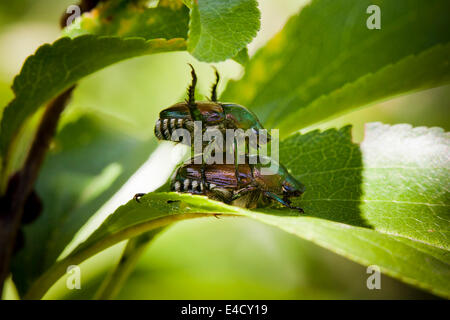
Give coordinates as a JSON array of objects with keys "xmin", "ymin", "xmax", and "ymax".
[
  {"xmin": 0, "ymin": 86, "xmax": 75, "ymax": 295},
  {"xmin": 24, "ymin": 213, "xmax": 232, "ymax": 300},
  {"xmin": 94, "ymin": 228, "xmax": 166, "ymax": 299}
]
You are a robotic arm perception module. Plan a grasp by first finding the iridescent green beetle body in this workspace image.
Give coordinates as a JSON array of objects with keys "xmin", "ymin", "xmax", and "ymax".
[
  {"xmin": 155, "ymin": 101, "xmax": 265, "ymax": 141},
  {"xmin": 154, "ymin": 66, "xmax": 266, "ymax": 144}
]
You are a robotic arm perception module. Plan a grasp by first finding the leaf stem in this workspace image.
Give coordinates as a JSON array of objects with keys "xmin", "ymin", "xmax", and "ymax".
[
  {"xmin": 24, "ymin": 212, "xmax": 231, "ymax": 300},
  {"xmin": 0, "ymin": 87, "xmax": 75, "ymax": 295},
  {"xmin": 93, "ymin": 228, "xmax": 166, "ymax": 300}
]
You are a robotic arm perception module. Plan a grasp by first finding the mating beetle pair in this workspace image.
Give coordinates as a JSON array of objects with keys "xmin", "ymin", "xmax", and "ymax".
[{"xmin": 136, "ymin": 66, "xmax": 305, "ymax": 212}]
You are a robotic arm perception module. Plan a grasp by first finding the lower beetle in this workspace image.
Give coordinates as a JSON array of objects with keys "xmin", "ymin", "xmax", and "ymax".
[{"xmin": 134, "ymin": 157, "xmax": 305, "ymax": 212}]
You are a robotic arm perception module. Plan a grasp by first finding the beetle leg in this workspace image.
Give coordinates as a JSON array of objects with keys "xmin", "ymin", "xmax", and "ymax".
[
  {"xmin": 210, "ymin": 67, "xmax": 220, "ymax": 102},
  {"xmin": 231, "ymin": 187, "xmax": 261, "ymax": 208},
  {"xmin": 200, "ymin": 164, "xmax": 207, "ymax": 191},
  {"xmin": 201, "ymin": 136, "xmax": 217, "ymax": 188},
  {"xmin": 133, "ymin": 193, "xmax": 146, "ymax": 203},
  {"xmin": 283, "ymin": 194, "xmax": 292, "ymax": 205},
  {"xmin": 186, "ymin": 63, "xmax": 197, "ymax": 107},
  {"xmin": 208, "ymin": 187, "xmax": 233, "ymax": 203},
  {"xmin": 231, "ymin": 186, "xmax": 258, "ymax": 201},
  {"xmin": 233, "ymin": 137, "xmax": 242, "ymax": 186},
  {"xmin": 186, "ymin": 64, "xmax": 202, "ymax": 122},
  {"xmin": 264, "ymin": 191, "xmax": 304, "ymax": 213},
  {"xmin": 247, "ymin": 190, "xmax": 263, "ymax": 208}
]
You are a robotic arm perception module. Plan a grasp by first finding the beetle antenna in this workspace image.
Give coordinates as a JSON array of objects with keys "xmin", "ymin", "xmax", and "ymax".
[{"xmin": 210, "ymin": 67, "xmax": 220, "ymax": 102}]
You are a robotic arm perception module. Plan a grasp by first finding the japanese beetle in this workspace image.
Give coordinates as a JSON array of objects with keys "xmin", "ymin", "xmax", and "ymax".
[
  {"xmin": 167, "ymin": 156, "xmax": 305, "ymax": 212},
  {"xmin": 154, "ymin": 65, "xmax": 268, "ymax": 145}
]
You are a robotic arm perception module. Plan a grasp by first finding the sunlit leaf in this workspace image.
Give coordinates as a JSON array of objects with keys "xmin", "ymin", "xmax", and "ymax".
[
  {"xmin": 187, "ymin": 0, "xmax": 260, "ymax": 62},
  {"xmin": 64, "ymin": 0, "xmax": 189, "ymax": 40}
]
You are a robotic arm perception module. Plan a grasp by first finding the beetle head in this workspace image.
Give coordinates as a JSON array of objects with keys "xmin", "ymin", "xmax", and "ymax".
[
  {"xmin": 281, "ymin": 174, "xmax": 305, "ymax": 198},
  {"xmin": 276, "ymin": 162, "xmax": 305, "ymax": 197}
]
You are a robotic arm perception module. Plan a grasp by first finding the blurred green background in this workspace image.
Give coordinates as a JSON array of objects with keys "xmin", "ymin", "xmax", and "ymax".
[{"xmin": 1, "ymin": 0, "xmax": 448, "ymax": 299}]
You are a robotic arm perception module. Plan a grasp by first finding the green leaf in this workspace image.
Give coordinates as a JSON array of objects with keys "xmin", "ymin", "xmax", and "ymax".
[
  {"xmin": 232, "ymin": 47, "xmax": 250, "ymax": 66},
  {"xmin": 0, "ymin": 35, "xmax": 185, "ymax": 185},
  {"xmin": 64, "ymin": 0, "xmax": 189, "ymax": 40},
  {"xmin": 25, "ymin": 123, "xmax": 450, "ymax": 299},
  {"xmin": 187, "ymin": 0, "xmax": 260, "ymax": 62},
  {"xmin": 222, "ymin": 0, "xmax": 450, "ymax": 134},
  {"xmin": 276, "ymin": 43, "xmax": 450, "ymax": 137},
  {"xmin": 11, "ymin": 114, "xmax": 156, "ymax": 296}
]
